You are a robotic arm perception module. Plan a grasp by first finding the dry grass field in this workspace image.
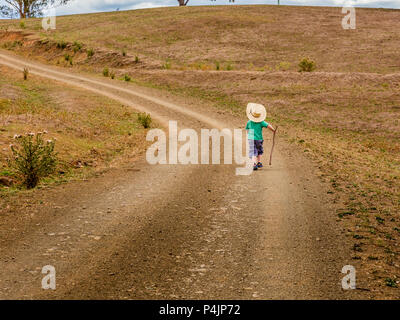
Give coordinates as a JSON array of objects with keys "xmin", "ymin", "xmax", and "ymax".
[
  {"xmin": 0, "ymin": 5, "xmax": 399, "ymax": 297},
  {"xmin": 1, "ymin": 5, "xmax": 400, "ymax": 73}
]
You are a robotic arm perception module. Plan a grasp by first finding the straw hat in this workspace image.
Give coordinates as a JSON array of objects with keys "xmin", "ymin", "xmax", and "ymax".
[{"xmin": 246, "ymin": 103, "xmax": 266, "ymax": 123}]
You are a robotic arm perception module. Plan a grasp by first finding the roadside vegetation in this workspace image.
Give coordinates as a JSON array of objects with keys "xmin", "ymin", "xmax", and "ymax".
[
  {"xmin": 0, "ymin": 65, "xmax": 150, "ymax": 195},
  {"xmin": 9, "ymin": 132, "xmax": 57, "ymax": 189}
]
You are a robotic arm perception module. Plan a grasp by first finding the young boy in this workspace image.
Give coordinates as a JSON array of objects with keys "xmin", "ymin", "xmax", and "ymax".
[{"xmin": 245, "ymin": 103, "xmax": 276, "ymax": 171}]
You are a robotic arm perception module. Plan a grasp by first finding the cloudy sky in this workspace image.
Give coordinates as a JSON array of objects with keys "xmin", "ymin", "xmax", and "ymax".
[{"xmin": 51, "ymin": 0, "xmax": 400, "ymax": 16}]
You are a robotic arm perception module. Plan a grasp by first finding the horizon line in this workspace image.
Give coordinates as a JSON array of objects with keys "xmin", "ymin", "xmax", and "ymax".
[{"xmin": 0, "ymin": 3, "xmax": 399, "ymax": 20}]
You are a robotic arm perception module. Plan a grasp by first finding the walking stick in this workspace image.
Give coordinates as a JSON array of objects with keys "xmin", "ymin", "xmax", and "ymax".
[{"xmin": 269, "ymin": 126, "xmax": 278, "ymax": 166}]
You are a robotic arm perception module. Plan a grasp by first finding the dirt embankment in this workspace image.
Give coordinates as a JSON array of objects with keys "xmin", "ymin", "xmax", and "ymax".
[{"xmin": 0, "ymin": 30, "xmax": 159, "ymax": 73}]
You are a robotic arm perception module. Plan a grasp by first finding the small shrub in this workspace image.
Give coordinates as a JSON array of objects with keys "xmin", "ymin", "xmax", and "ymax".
[
  {"xmin": 6, "ymin": 40, "xmax": 23, "ymax": 49},
  {"xmin": 226, "ymin": 63, "xmax": 233, "ymax": 71},
  {"xmin": 57, "ymin": 40, "xmax": 67, "ymax": 50},
  {"xmin": 375, "ymin": 215, "xmax": 385, "ymax": 224},
  {"xmin": 8, "ymin": 132, "xmax": 57, "ymax": 189},
  {"xmin": 215, "ymin": 61, "xmax": 220, "ymax": 71},
  {"xmin": 19, "ymin": 21, "xmax": 26, "ymax": 29},
  {"xmin": 23, "ymin": 67, "xmax": 29, "ymax": 80},
  {"xmin": 385, "ymin": 278, "xmax": 398, "ymax": 288},
  {"xmin": 298, "ymin": 57, "xmax": 316, "ymax": 72},
  {"xmin": 103, "ymin": 67, "xmax": 109, "ymax": 77},
  {"xmin": 353, "ymin": 243, "xmax": 363, "ymax": 252},
  {"xmin": 124, "ymin": 74, "xmax": 131, "ymax": 82},
  {"xmin": 163, "ymin": 60, "xmax": 172, "ymax": 70},
  {"xmin": 135, "ymin": 55, "xmax": 140, "ymax": 63},
  {"xmin": 138, "ymin": 113, "xmax": 152, "ymax": 128},
  {"xmin": 73, "ymin": 41, "xmax": 82, "ymax": 53},
  {"xmin": 87, "ymin": 48, "xmax": 95, "ymax": 58},
  {"xmin": 63, "ymin": 54, "xmax": 73, "ymax": 65}
]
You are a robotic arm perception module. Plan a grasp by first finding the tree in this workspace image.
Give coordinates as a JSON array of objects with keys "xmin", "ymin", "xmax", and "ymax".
[{"xmin": 0, "ymin": 0, "xmax": 71, "ymax": 18}]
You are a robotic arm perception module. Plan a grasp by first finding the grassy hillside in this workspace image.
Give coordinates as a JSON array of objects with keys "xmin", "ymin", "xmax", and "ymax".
[
  {"xmin": 0, "ymin": 5, "xmax": 399, "ymax": 297},
  {"xmin": 1, "ymin": 5, "xmax": 400, "ymax": 73}
]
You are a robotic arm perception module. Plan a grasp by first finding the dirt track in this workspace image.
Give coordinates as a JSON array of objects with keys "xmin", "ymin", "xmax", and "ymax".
[{"xmin": 0, "ymin": 51, "xmax": 365, "ymax": 299}]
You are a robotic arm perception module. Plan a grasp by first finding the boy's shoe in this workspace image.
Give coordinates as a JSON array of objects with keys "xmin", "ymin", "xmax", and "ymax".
[
  {"xmin": 253, "ymin": 164, "xmax": 258, "ymax": 171},
  {"xmin": 257, "ymin": 162, "xmax": 263, "ymax": 168}
]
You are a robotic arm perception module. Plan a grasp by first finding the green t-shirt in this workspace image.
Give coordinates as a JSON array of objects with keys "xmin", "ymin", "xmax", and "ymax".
[{"xmin": 246, "ymin": 120, "xmax": 269, "ymax": 140}]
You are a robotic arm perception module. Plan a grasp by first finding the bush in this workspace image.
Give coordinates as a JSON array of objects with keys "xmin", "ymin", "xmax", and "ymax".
[
  {"xmin": 103, "ymin": 67, "xmax": 109, "ymax": 77},
  {"xmin": 138, "ymin": 113, "xmax": 152, "ymax": 128},
  {"xmin": 385, "ymin": 278, "xmax": 398, "ymax": 288},
  {"xmin": 64, "ymin": 54, "xmax": 73, "ymax": 65},
  {"xmin": 73, "ymin": 41, "xmax": 82, "ymax": 53},
  {"xmin": 23, "ymin": 68, "xmax": 29, "ymax": 80},
  {"xmin": 57, "ymin": 40, "xmax": 67, "ymax": 50},
  {"xmin": 163, "ymin": 60, "xmax": 172, "ymax": 70},
  {"xmin": 19, "ymin": 21, "xmax": 25, "ymax": 29},
  {"xmin": 298, "ymin": 57, "xmax": 316, "ymax": 72},
  {"xmin": 87, "ymin": 48, "xmax": 95, "ymax": 58},
  {"xmin": 124, "ymin": 74, "xmax": 131, "ymax": 82},
  {"xmin": 215, "ymin": 61, "xmax": 220, "ymax": 71},
  {"xmin": 226, "ymin": 63, "xmax": 233, "ymax": 71},
  {"xmin": 135, "ymin": 55, "xmax": 140, "ymax": 63},
  {"xmin": 8, "ymin": 132, "xmax": 57, "ymax": 189}
]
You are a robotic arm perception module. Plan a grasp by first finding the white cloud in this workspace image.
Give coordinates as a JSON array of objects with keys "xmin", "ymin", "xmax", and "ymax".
[{"xmin": 49, "ymin": 0, "xmax": 175, "ymax": 15}]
